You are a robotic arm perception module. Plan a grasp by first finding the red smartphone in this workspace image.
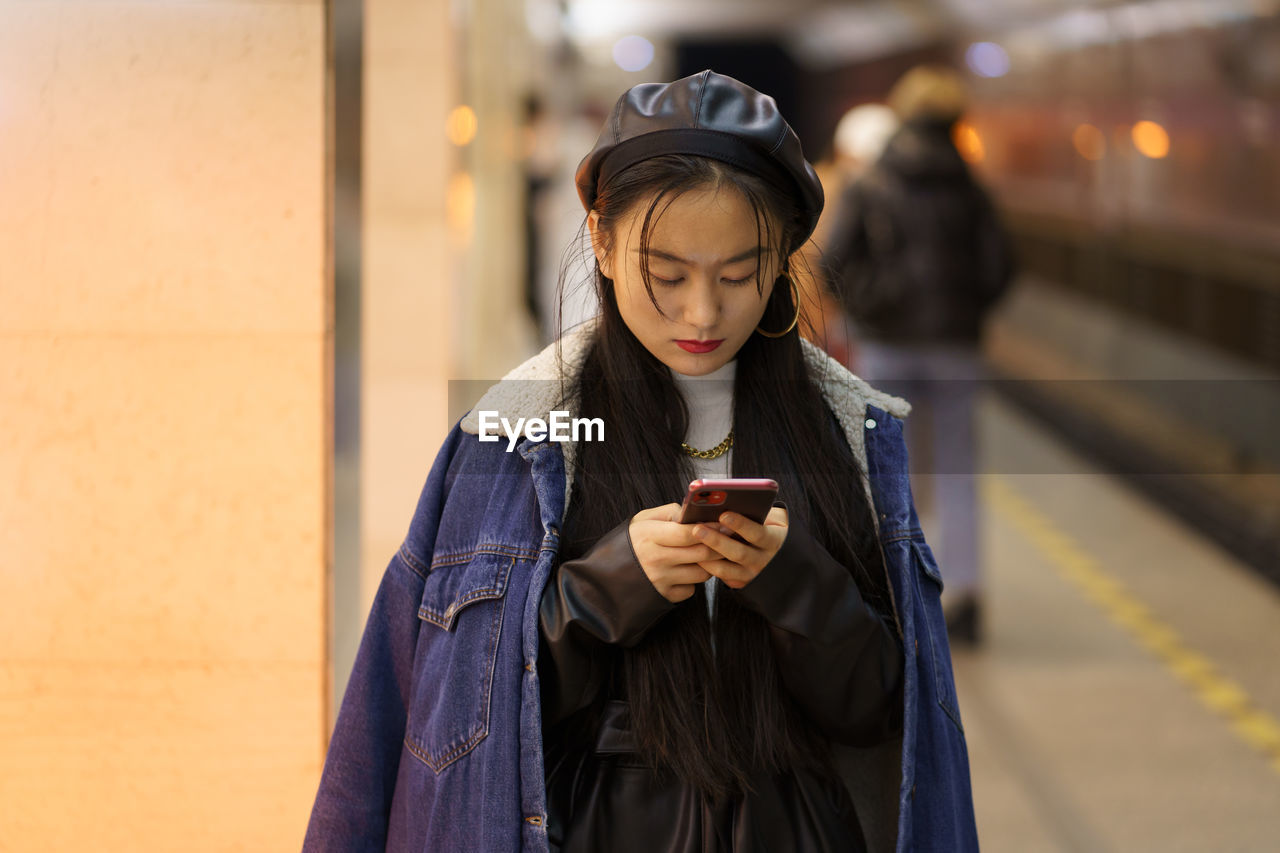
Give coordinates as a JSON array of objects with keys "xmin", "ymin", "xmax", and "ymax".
[{"xmin": 678, "ymin": 478, "xmax": 779, "ymax": 528}]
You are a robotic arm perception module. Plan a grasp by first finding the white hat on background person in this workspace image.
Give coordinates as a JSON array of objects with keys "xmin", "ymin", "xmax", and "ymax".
[{"xmin": 833, "ymin": 103, "xmax": 899, "ymax": 165}]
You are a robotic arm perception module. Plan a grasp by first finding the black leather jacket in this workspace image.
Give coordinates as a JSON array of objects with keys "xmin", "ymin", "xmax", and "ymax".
[{"xmin": 538, "ymin": 513, "xmax": 904, "ymax": 852}]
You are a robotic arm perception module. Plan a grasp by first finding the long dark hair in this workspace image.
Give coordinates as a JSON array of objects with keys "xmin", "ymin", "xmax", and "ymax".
[{"xmin": 554, "ymin": 154, "xmax": 891, "ymax": 801}]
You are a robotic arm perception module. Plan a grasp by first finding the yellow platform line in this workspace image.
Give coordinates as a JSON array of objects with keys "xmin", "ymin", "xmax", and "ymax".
[{"xmin": 986, "ymin": 477, "xmax": 1280, "ymax": 778}]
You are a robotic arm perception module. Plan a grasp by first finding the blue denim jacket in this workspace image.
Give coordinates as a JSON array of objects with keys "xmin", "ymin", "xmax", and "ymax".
[{"xmin": 304, "ymin": 328, "xmax": 978, "ymax": 852}]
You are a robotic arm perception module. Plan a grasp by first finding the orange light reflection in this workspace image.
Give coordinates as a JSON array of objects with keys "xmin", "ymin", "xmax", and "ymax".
[
  {"xmin": 447, "ymin": 171, "xmax": 474, "ymax": 246},
  {"xmin": 1072, "ymin": 123, "xmax": 1106, "ymax": 161},
  {"xmin": 1132, "ymin": 120, "xmax": 1170, "ymax": 159},
  {"xmin": 953, "ymin": 120, "xmax": 985, "ymax": 164},
  {"xmin": 446, "ymin": 105, "xmax": 477, "ymax": 146}
]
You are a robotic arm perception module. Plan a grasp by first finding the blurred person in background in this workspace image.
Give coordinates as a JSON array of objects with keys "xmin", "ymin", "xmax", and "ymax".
[
  {"xmin": 522, "ymin": 92, "xmax": 555, "ymax": 334},
  {"xmin": 305, "ymin": 70, "xmax": 977, "ymax": 853},
  {"xmin": 823, "ymin": 66, "xmax": 1015, "ymax": 646},
  {"xmin": 800, "ymin": 103, "xmax": 901, "ymax": 368},
  {"xmin": 528, "ymin": 99, "xmax": 608, "ymax": 344}
]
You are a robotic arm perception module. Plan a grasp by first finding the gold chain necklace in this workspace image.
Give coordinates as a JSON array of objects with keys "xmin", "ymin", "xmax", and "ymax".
[{"xmin": 681, "ymin": 429, "xmax": 734, "ymax": 460}]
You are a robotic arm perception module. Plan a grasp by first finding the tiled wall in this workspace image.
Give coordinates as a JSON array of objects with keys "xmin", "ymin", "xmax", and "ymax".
[{"xmin": 0, "ymin": 1, "xmax": 328, "ymax": 848}]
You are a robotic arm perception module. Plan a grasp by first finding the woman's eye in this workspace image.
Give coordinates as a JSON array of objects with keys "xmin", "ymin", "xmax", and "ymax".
[
  {"xmin": 722, "ymin": 272, "xmax": 756, "ymax": 286},
  {"xmin": 653, "ymin": 275, "xmax": 685, "ymax": 286}
]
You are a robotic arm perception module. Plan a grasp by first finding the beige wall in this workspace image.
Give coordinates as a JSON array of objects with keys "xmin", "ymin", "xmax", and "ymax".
[
  {"xmin": 350, "ymin": 0, "xmax": 461, "ymax": 704},
  {"xmin": 0, "ymin": 1, "xmax": 328, "ymax": 849},
  {"xmin": 456, "ymin": 0, "xmax": 541, "ymax": 380}
]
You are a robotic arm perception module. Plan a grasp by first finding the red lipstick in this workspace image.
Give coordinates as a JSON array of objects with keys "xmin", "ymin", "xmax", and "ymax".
[{"xmin": 676, "ymin": 339, "xmax": 724, "ymax": 354}]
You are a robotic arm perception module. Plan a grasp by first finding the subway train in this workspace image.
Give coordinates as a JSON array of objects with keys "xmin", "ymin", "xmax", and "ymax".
[
  {"xmin": 955, "ymin": 2, "xmax": 1280, "ymax": 580},
  {"xmin": 964, "ymin": 0, "xmax": 1280, "ymax": 371}
]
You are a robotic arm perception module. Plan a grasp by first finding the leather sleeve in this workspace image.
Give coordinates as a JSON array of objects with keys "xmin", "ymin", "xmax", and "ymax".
[
  {"xmin": 732, "ymin": 516, "xmax": 904, "ymax": 746},
  {"xmin": 538, "ymin": 519, "xmax": 676, "ymax": 726}
]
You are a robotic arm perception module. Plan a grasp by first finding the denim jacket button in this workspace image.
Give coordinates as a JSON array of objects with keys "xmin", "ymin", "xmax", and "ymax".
[{"xmin": 865, "ymin": 418, "xmax": 877, "ymax": 430}]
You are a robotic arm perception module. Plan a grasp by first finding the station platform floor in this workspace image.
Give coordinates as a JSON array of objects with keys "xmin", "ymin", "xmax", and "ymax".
[{"xmin": 947, "ymin": 394, "xmax": 1280, "ymax": 851}]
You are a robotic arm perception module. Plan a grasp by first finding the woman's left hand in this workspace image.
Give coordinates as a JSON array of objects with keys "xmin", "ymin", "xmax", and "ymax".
[{"xmin": 692, "ymin": 505, "xmax": 789, "ymax": 589}]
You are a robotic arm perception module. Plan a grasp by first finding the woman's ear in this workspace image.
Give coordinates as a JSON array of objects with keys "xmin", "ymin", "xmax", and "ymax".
[{"xmin": 587, "ymin": 211, "xmax": 615, "ymax": 280}]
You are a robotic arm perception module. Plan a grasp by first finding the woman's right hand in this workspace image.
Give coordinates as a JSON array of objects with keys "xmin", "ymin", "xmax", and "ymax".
[{"xmin": 629, "ymin": 503, "xmax": 717, "ymax": 603}]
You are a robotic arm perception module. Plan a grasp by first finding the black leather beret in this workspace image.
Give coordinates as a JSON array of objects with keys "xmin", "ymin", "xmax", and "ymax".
[{"xmin": 575, "ymin": 70, "xmax": 824, "ymax": 243}]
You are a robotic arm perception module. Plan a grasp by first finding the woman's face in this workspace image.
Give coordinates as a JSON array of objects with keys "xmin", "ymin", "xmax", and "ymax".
[{"xmin": 590, "ymin": 185, "xmax": 782, "ymax": 377}]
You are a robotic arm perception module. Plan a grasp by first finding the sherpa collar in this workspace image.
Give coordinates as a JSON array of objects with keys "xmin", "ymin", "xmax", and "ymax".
[{"xmin": 459, "ymin": 317, "xmax": 910, "ymax": 510}]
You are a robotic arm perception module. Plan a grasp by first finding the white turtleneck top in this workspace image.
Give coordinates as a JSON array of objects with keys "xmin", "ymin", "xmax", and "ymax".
[{"xmin": 669, "ymin": 358, "xmax": 737, "ymax": 619}]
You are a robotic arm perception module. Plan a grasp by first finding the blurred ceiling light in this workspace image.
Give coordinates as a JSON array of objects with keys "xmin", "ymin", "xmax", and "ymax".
[
  {"xmin": 447, "ymin": 172, "xmax": 475, "ymax": 246},
  {"xmin": 1115, "ymin": 0, "xmax": 1214, "ymax": 40},
  {"xmin": 612, "ymin": 35, "xmax": 655, "ymax": 72},
  {"xmin": 1051, "ymin": 7, "xmax": 1112, "ymax": 47},
  {"xmin": 446, "ymin": 105, "xmax": 477, "ymax": 147},
  {"xmin": 524, "ymin": 0, "xmax": 561, "ymax": 44},
  {"xmin": 788, "ymin": 4, "xmax": 934, "ymax": 68},
  {"xmin": 952, "ymin": 121, "xmax": 985, "ymax": 164},
  {"xmin": 1072, "ymin": 123, "xmax": 1106, "ymax": 161},
  {"xmin": 566, "ymin": 0, "xmax": 635, "ymax": 40},
  {"xmin": 1002, "ymin": 0, "xmax": 1258, "ymax": 57},
  {"xmin": 1131, "ymin": 120, "xmax": 1170, "ymax": 159},
  {"xmin": 965, "ymin": 42, "xmax": 1009, "ymax": 78},
  {"xmin": 567, "ymin": 0, "xmax": 797, "ymax": 42}
]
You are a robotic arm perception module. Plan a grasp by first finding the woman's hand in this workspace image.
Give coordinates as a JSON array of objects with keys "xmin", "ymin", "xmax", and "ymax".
[
  {"xmin": 692, "ymin": 505, "xmax": 789, "ymax": 589},
  {"xmin": 629, "ymin": 504, "xmax": 718, "ymax": 603}
]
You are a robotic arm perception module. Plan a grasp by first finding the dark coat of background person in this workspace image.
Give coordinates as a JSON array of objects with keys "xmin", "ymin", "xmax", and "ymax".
[{"xmin": 823, "ymin": 117, "xmax": 1015, "ymax": 343}]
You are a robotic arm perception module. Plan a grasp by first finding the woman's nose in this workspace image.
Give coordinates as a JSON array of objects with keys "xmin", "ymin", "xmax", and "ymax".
[{"xmin": 682, "ymin": 278, "xmax": 720, "ymax": 329}]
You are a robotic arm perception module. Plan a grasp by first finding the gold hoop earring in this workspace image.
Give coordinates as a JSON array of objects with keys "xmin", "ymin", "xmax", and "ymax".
[{"xmin": 755, "ymin": 271, "xmax": 801, "ymax": 338}]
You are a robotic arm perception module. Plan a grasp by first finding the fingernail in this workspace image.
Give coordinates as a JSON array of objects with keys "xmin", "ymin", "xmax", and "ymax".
[{"xmin": 692, "ymin": 526, "xmax": 705, "ymax": 538}]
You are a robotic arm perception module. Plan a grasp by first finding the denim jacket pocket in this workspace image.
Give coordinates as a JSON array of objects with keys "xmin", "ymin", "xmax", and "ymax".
[
  {"xmin": 911, "ymin": 537, "xmax": 944, "ymax": 589},
  {"xmin": 909, "ymin": 539, "xmax": 964, "ymax": 733},
  {"xmin": 404, "ymin": 551, "xmax": 515, "ymax": 773}
]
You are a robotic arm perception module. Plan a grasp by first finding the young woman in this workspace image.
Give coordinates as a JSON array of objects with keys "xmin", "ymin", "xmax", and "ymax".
[{"xmin": 304, "ymin": 71, "xmax": 978, "ymax": 853}]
